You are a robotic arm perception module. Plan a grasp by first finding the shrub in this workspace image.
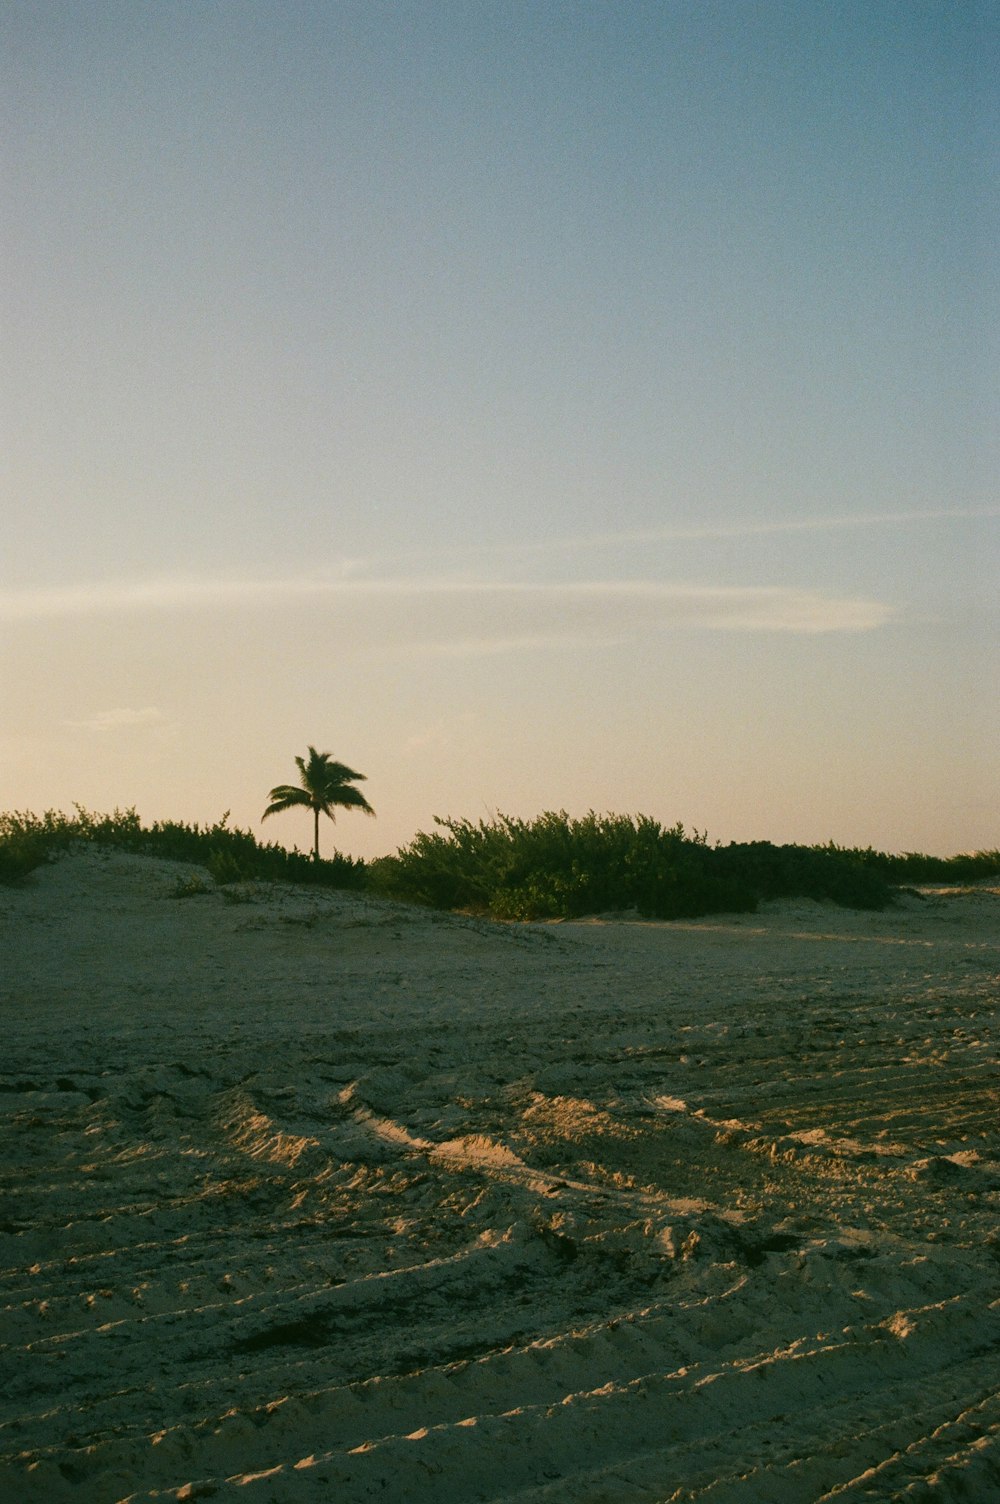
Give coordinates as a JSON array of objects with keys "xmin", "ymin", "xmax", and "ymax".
[
  {"xmin": 714, "ymin": 842, "xmax": 892, "ymax": 911},
  {"xmin": 371, "ymin": 812, "xmax": 760, "ymax": 921},
  {"xmin": 372, "ymin": 812, "xmax": 912, "ymax": 920},
  {"xmin": 205, "ymin": 849, "xmax": 253, "ymax": 886},
  {"xmin": 0, "ymin": 809, "xmax": 76, "ymax": 884},
  {"xmin": 170, "ymin": 873, "xmax": 212, "ymax": 899},
  {"xmin": 822, "ymin": 844, "xmax": 1000, "ymax": 886},
  {"xmin": 0, "ymin": 833, "xmax": 48, "ymax": 884},
  {"xmin": 0, "ymin": 807, "xmax": 367, "ymax": 892}
]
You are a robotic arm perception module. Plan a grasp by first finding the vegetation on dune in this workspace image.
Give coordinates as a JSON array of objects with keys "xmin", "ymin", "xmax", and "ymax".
[
  {"xmin": 369, "ymin": 812, "xmax": 1000, "ymax": 921},
  {"xmin": 710, "ymin": 840, "xmax": 891, "ymax": 911},
  {"xmin": 367, "ymin": 812, "xmax": 745, "ymax": 919},
  {"xmin": 0, "ymin": 813, "xmax": 59, "ymax": 885},
  {"xmin": 831, "ymin": 844, "xmax": 1000, "ymax": 886},
  {"xmin": 262, "ymin": 746, "xmax": 374, "ymax": 860},
  {"xmin": 370, "ymin": 812, "xmax": 872, "ymax": 918},
  {"xmin": 2, "ymin": 801, "xmax": 997, "ymax": 921},
  {"xmin": 0, "ymin": 807, "xmax": 366, "ymax": 889}
]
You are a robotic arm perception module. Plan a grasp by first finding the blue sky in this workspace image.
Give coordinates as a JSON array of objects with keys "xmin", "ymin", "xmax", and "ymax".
[{"xmin": 2, "ymin": 1, "xmax": 997, "ymax": 859}]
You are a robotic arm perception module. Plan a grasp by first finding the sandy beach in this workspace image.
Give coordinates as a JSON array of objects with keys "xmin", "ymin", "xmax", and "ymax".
[{"xmin": 2, "ymin": 848, "xmax": 998, "ymax": 1502}]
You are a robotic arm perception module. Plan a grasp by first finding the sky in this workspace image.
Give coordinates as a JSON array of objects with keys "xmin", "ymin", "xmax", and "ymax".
[{"xmin": 2, "ymin": 0, "xmax": 997, "ymax": 861}]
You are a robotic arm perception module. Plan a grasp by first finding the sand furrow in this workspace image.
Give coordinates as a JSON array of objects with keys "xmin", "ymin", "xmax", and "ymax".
[{"xmin": 2, "ymin": 852, "xmax": 998, "ymax": 1501}]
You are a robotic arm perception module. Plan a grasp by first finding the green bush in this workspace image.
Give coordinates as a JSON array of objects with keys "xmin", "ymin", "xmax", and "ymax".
[
  {"xmin": 0, "ymin": 807, "xmax": 367, "ymax": 892},
  {"xmin": 0, "ymin": 809, "xmax": 76, "ymax": 884},
  {"xmin": 714, "ymin": 842, "xmax": 891, "ymax": 911},
  {"xmin": 205, "ymin": 848, "xmax": 254, "ymax": 886},
  {"xmin": 821, "ymin": 844, "xmax": 1000, "ymax": 886},
  {"xmin": 370, "ymin": 811, "xmax": 919, "ymax": 920},
  {"xmin": 4, "ymin": 801, "xmax": 994, "ymax": 919},
  {"xmin": 0, "ymin": 833, "xmax": 48, "ymax": 884},
  {"xmin": 371, "ymin": 812, "xmax": 760, "ymax": 921},
  {"xmin": 170, "ymin": 873, "xmax": 213, "ymax": 899}
]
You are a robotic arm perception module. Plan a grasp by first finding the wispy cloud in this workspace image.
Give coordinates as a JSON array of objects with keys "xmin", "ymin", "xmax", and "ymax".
[
  {"xmin": 2, "ymin": 505, "xmax": 990, "ymax": 628},
  {"xmin": 0, "ymin": 575, "xmax": 892, "ymax": 639},
  {"xmin": 547, "ymin": 504, "xmax": 1000, "ymax": 550},
  {"xmin": 66, "ymin": 706, "xmax": 167, "ymax": 733},
  {"xmin": 388, "ymin": 582, "xmax": 894, "ymax": 648},
  {"xmin": 345, "ymin": 505, "xmax": 1000, "ymax": 573},
  {"xmin": 1, "ymin": 576, "xmax": 321, "ymax": 621}
]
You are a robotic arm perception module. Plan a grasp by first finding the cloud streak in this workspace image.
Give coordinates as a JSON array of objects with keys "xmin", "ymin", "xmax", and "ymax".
[
  {"xmin": 2, "ymin": 575, "xmax": 893, "ymax": 641},
  {"xmin": 2, "ymin": 506, "xmax": 986, "ymax": 632},
  {"xmin": 342, "ymin": 505, "xmax": 1000, "ymax": 573},
  {"xmin": 65, "ymin": 706, "xmax": 167, "ymax": 733},
  {"xmin": 528, "ymin": 505, "xmax": 1000, "ymax": 550}
]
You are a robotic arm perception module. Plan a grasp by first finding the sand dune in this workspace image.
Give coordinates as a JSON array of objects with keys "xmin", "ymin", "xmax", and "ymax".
[{"xmin": 2, "ymin": 849, "xmax": 999, "ymax": 1502}]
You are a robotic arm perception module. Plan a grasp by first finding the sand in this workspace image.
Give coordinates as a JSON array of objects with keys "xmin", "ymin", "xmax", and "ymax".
[{"xmin": 1, "ymin": 848, "xmax": 998, "ymax": 1503}]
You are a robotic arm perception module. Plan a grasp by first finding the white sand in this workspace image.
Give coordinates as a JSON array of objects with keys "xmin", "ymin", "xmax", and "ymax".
[{"xmin": 2, "ymin": 849, "xmax": 999, "ymax": 1503}]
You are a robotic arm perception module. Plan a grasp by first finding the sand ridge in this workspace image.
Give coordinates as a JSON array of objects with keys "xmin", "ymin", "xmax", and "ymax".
[{"xmin": 1, "ymin": 848, "xmax": 999, "ymax": 1501}]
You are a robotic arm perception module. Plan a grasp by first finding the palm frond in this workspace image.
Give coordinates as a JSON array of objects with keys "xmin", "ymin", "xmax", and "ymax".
[
  {"xmin": 262, "ymin": 786, "xmax": 312, "ymax": 818},
  {"xmin": 322, "ymin": 760, "xmax": 367, "ymax": 783},
  {"xmin": 325, "ymin": 785, "xmax": 375, "ymax": 816}
]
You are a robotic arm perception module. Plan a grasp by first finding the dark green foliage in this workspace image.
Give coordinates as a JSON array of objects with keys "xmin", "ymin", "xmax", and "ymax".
[
  {"xmin": 369, "ymin": 811, "xmax": 993, "ymax": 920},
  {"xmin": 370, "ymin": 812, "xmax": 759, "ymax": 921},
  {"xmin": 0, "ymin": 810, "xmax": 76, "ymax": 883},
  {"xmin": 170, "ymin": 873, "xmax": 213, "ymax": 899},
  {"xmin": 0, "ymin": 839, "xmax": 46, "ymax": 884},
  {"xmin": 819, "ymin": 844, "xmax": 1000, "ymax": 886},
  {"xmin": 0, "ymin": 806, "xmax": 366, "ymax": 891},
  {"xmin": 714, "ymin": 842, "xmax": 891, "ymax": 911},
  {"xmin": 4, "ymin": 802, "xmax": 995, "ymax": 920}
]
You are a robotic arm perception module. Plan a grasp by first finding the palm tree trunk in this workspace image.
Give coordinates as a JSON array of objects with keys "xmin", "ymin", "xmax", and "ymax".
[{"xmin": 313, "ymin": 806, "xmax": 320, "ymax": 861}]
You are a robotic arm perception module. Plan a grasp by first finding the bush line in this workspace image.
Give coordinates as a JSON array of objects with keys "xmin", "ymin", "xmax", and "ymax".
[
  {"xmin": 0, "ymin": 807, "xmax": 365, "ymax": 890},
  {"xmin": 2, "ymin": 806, "xmax": 997, "ymax": 920},
  {"xmin": 369, "ymin": 812, "xmax": 1000, "ymax": 920}
]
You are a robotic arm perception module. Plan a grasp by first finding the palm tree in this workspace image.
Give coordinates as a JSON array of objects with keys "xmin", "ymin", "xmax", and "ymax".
[{"xmin": 262, "ymin": 746, "xmax": 374, "ymax": 860}]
